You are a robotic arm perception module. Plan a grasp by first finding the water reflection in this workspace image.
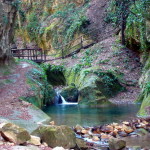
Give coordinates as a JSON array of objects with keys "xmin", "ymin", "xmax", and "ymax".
[{"xmin": 43, "ymin": 104, "xmax": 140, "ymax": 126}]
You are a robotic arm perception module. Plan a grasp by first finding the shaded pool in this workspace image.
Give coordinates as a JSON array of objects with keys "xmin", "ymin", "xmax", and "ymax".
[{"xmin": 43, "ymin": 104, "xmax": 140, "ymax": 127}]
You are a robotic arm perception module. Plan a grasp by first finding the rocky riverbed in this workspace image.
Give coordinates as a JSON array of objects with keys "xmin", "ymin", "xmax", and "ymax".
[
  {"xmin": 0, "ymin": 118, "xmax": 150, "ymax": 150},
  {"xmin": 73, "ymin": 117, "xmax": 150, "ymax": 149}
]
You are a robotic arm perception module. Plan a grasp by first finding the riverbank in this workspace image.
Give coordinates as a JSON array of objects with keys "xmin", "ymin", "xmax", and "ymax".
[{"xmin": 0, "ymin": 61, "xmax": 149, "ymax": 150}]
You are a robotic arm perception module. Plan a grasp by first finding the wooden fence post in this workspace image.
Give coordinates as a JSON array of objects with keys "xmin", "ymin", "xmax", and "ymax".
[
  {"xmin": 41, "ymin": 49, "xmax": 43, "ymax": 61},
  {"xmin": 81, "ymin": 36, "xmax": 83, "ymax": 48},
  {"xmin": 44, "ymin": 50, "xmax": 46, "ymax": 62},
  {"xmin": 62, "ymin": 47, "xmax": 64, "ymax": 59},
  {"xmin": 27, "ymin": 49, "xmax": 29, "ymax": 60},
  {"xmin": 35, "ymin": 49, "xmax": 37, "ymax": 61}
]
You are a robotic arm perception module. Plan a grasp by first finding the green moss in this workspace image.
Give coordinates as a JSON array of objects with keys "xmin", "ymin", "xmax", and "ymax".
[
  {"xmin": 64, "ymin": 67, "xmax": 124, "ymax": 106},
  {"xmin": 24, "ymin": 64, "xmax": 55, "ymax": 108},
  {"xmin": 137, "ymin": 53, "xmax": 150, "ymax": 116},
  {"xmin": 19, "ymin": 96, "xmax": 42, "ymax": 108},
  {"xmin": 138, "ymin": 94, "xmax": 150, "ymax": 117}
]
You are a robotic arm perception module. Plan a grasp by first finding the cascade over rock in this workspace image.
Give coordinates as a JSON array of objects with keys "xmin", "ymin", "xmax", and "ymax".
[
  {"xmin": 60, "ymin": 84, "xmax": 79, "ymax": 103},
  {"xmin": 0, "ymin": 0, "xmax": 17, "ymax": 65},
  {"xmin": 64, "ymin": 67, "xmax": 124, "ymax": 106}
]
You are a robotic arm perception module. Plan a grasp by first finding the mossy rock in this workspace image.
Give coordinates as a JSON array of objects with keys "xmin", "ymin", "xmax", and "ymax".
[
  {"xmin": 1, "ymin": 123, "xmax": 31, "ymax": 144},
  {"xmin": 32, "ymin": 125, "xmax": 76, "ymax": 149},
  {"xmin": 137, "ymin": 54, "xmax": 150, "ymax": 117},
  {"xmin": 60, "ymin": 85, "xmax": 79, "ymax": 102},
  {"xmin": 25, "ymin": 67, "xmax": 55, "ymax": 108},
  {"xmin": 64, "ymin": 67, "xmax": 124, "ymax": 106},
  {"xmin": 138, "ymin": 94, "xmax": 150, "ymax": 117}
]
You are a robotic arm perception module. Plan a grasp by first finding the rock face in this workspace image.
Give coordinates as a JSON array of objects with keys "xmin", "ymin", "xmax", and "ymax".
[
  {"xmin": 32, "ymin": 125, "xmax": 76, "ymax": 149},
  {"xmin": 146, "ymin": 19, "xmax": 150, "ymax": 42},
  {"xmin": 1, "ymin": 123, "xmax": 31, "ymax": 144},
  {"xmin": 0, "ymin": 0, "xmax": 17, "ymax": 65},
  {"xmin": 137, "ymin": 54, "xmax": 150, "ymax": 116},
  {"xmin": 15, "ymin": 0, "xmax": 91, "ymax": 53}
]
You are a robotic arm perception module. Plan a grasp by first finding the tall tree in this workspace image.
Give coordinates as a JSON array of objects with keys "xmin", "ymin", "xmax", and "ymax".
[
  {"xmin": 0, "ymin": 0, "xmax": 17, "ymax": 65},
  {"xmin": 115, "ymin": 0, "xmax": 132, "ymax": 45}
]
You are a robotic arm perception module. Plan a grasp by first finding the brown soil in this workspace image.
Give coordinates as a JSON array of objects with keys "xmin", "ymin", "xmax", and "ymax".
[{"xmin": 0, "ymin": 62, "xmax": 34, "ymax": 121}]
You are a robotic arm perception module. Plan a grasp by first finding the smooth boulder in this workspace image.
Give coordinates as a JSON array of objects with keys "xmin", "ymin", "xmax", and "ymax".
[
  {"xmin": 32, "ymin": 125, "xmax": 76, "ymax": 149},
  {"xmin": 109, "ymin": 138, "xmax": 126, "ymax": 150}
]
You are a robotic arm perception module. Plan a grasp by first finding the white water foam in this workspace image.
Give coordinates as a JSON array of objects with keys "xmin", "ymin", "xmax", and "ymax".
[{"xmin": 60, "ymin": 95, "xmax": 78, "ymax": 105}]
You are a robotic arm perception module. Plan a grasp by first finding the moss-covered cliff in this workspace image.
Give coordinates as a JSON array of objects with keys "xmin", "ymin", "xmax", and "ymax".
[
  {"xmin": 137, "ymin": 54, "xmax": 150, "ymax": 116},
  {"xmin": 15, "ymin": 0, "xmax": 91, "ymax": 55}
]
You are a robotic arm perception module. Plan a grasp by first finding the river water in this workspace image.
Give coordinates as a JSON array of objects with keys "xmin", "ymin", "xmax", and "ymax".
[{"xmin": 43, "ymin": 104, "xmax": 140, "ymax": 127}]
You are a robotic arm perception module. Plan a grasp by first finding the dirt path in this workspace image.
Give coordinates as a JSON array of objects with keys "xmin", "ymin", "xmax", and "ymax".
[{"xmin": 0, "ymin": 62, "xmax": 34, "ymax": 121}]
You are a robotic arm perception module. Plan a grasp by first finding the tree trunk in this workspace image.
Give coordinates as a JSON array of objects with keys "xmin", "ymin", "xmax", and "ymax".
[{"xmin": 0, "ymin": 0, "xmax": 17, "ymax": 66}]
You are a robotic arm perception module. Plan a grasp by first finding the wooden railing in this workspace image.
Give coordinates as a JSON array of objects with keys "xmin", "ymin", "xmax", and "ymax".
[
  {"xmin": 11, "ymin": 48, "xmax": 47, "ymax": 63},
  {"xmin": 11, "ymin": 27, "xmax": 117, "ymax": 63},
  {"xmin": 45, "ymin": 27, "xmax": 116, "ymax": 61}
]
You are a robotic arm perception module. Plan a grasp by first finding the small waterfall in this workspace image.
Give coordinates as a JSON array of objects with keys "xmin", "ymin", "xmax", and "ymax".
[
  {"xmin": 54, "ymin": 88, "xmax": 78, "ymax": 105},
  {"xmin": 60, "ymin": 95, "xmax": 78, "ymax": 105}
]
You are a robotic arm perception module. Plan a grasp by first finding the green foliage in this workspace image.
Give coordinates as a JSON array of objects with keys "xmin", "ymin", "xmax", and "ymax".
[
  {"xmin": 73, "ymin": 64, "xmax": 84, "ymax": 73},
  {"xmin": 126, "ymin": 0, "xmax": 149, "ymax": 50},
  {"xmin": 145, "ymin": 82, "xmax": 150, "ymax": 93},
  {"xmin": 81, "ymin": 55, "xmax": 93, "ymax": 67},
  {"xmin": 26, "ymin": 12, "xmax": 40, "ymax": 41},
  {"xmin": 49, "ymin": 64, "xmax": 65, "ymax": 72},
  {"xmin": 106, "ymin": 0, "xmax": 149, "ymax": 50},
  {"xmin": 94, "ymin": 70, "xmax": 124, "ymax": 96},
  {"xmin": 2, "ymin": 15, "xmax": 8, "ymax": 24},
  {"xmin": 25, "ymin": 65, "xmax": 54, "ymax": 107},
  {"xmin": 12, "ymin": 0, "xmax": 21, "ymax": 9},
  {"xmin": 50, "ymin": 2, "xmax": 89, "ymax": 46},
  {"xmin": 98, "ymin": 59, "xmax": 110, "ymax": 64}
]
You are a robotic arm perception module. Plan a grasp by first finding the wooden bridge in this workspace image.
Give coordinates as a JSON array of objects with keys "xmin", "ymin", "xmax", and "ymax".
[
  {"xmin": 11, "ymin": 48, "xmax": 47, "ymax": 63},
  {"xmin": 11, "ymin": 28, "xmax": 117, "ymax": 63}
]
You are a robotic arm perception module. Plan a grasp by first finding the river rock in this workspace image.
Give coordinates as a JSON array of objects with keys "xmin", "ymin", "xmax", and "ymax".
[
  {"xmin": 102, "ymin": 125, "xmax": 114, "ymax": 133},
  {"xmin": 101, "ymin": 133, "xmax": 110, "ymax": 140},
  {"xmin": 32, "ymin": 125, "xmax": 76, "ymax": 149},
  {"xmin": 1, "ymin": 123, "xmax": 31, "ymax": 144},
  {"xmin": 11, "ymin": 145, "xmax": 40, "ymax": 150},
  {"xmin": 92, "ymin": 136, "xmax": 100, "ymax": 141},
  {"xmin": 28, "ymin": 135, "xmax": 41, "ymax": 146},
  {"xmin": 75, "ymin": 124, "xmax": 83, "ymax": 132},
  {"xmin": 76, "ymin": 138, "xmax": 88, "ymax": 149},
  {"xmin": 109, "ymin": 138, "xmax": 126, "ymax": 150},
  {"xmin": 52, "ymin": 147, "xmax": 66, "ymax": 150},
  {"xmin": 134, "ymin": 128, "xmax": 149, "ymax": 136}
]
